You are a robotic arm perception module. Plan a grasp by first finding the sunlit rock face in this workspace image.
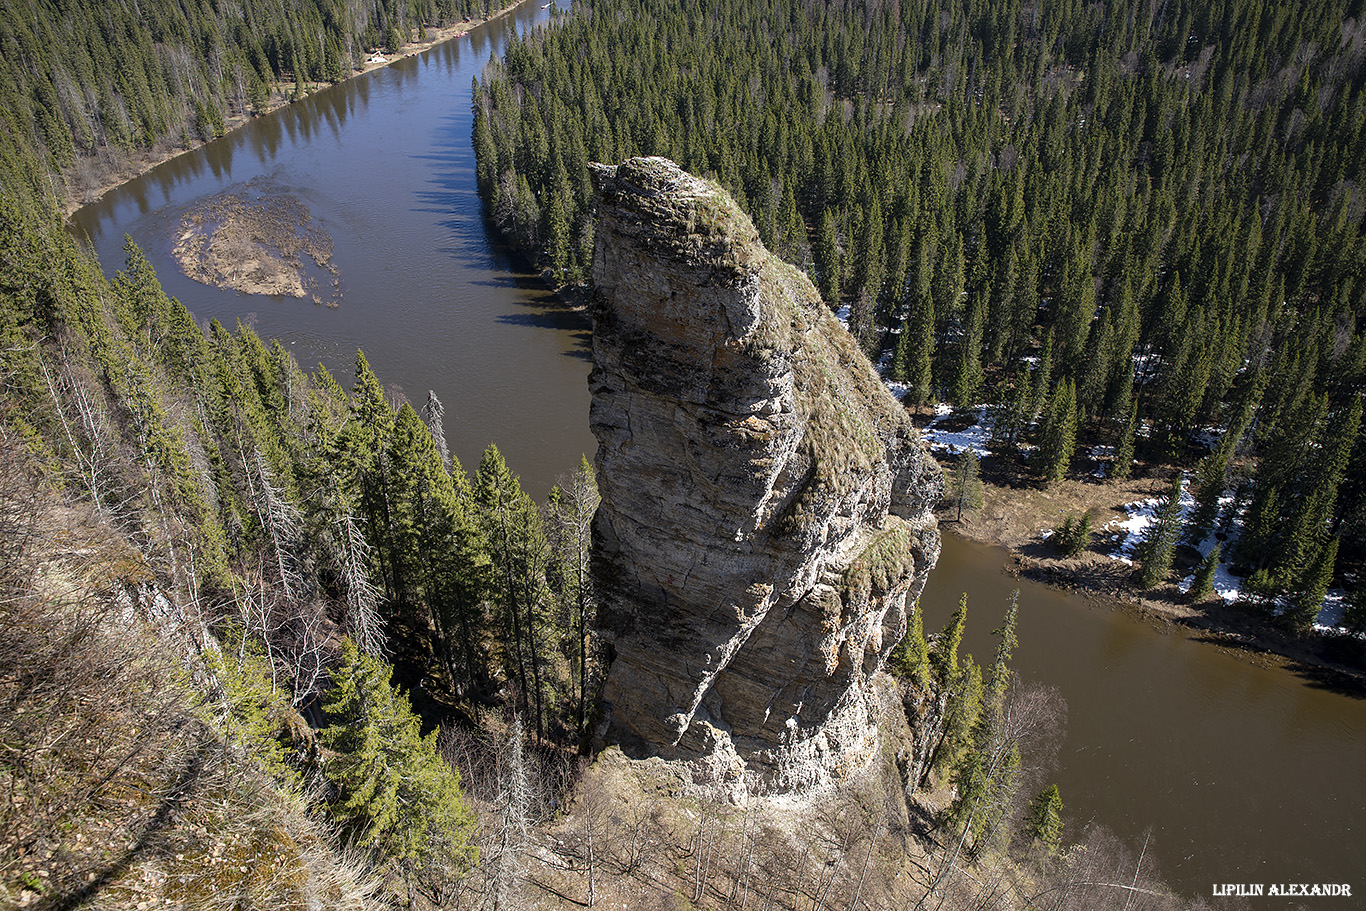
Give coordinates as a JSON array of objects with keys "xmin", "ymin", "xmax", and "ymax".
[{"xmin": 587, "ymin": 157, "xmax": 942, "ymax": 790}]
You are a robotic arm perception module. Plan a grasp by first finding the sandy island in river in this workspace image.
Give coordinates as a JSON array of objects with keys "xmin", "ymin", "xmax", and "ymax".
[
  {"xmin": 95, "ymin": 1, "xmax": 534, "ymax": 301},
  {"xmin": 172, "ymin": 185, "xmax": 340, "ymax": 304}
]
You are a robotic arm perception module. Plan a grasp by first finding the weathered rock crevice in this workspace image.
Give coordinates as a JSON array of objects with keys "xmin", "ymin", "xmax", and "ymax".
[{"xmin": 588, "ymin": 157, "xmax": 943, "ymax": 792}]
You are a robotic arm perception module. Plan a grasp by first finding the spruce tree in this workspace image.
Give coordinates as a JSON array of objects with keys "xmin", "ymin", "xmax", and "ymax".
[
  {"xmin": 442, "ymin": 456, "xmax": 494, "ymax": 695},
  {"xmin": 981, "ymin": 592, "xmax": 1019, "ymax": 717},
  {"xmin": 343, "ymin": 351, "xmax": 398, "ymax": 598},
  {"xmin": 890, "ymin": 600, "xmax": 931, "ymax": 695},
  {"xmin": 544, "ymin": 185, "xmax": 572, "ymax": 283},
  {"xmin": 987, "ymin": 369, "xmax": 1031, "ymax": 459},
  {"xmin": 386, "ymin": 403, "xmax": 449, "ymax": 609},
  {"xmin": 1182, "ymin": 451, "xmax": 1228, "ymax": 548},
  {"xmin": 1037, "ymin": 377, "xmax": 1077, "ymax": 485},
  {"xmin": 1190, "ymin": 543, "xmax": 1220, "ymax": 602},
  {"xmin": 930, "ymin": 594, "xmax": 968, "ymax": 688},
  {"xmin": 320, "ymin": 640, "xmax": 477, "ymax": 869},
  {"xmin": 814, "ymin": 208, "xmax": 841, "ymax": 306},
  {"xmin": 1075, "ymin": 511, "xmax": 1091, "ymax": 551},
  {"xmin": 1234, "ymin": 484, "xmax": 1281, "ymax": 574},
  {"xmin": 1111, "ymin": 398, "xmax": 1138, "ymax": 480},
  {"xmin": 951, "ymin": 447, "xmax": 984, "ymax": 521},
  {"xmin": 1026, "ymin": 784, "xmax": 1064, "ymax": 857},
  {"xmin": 1054, "ymin": 512, "xmax": 1091, "ymax": 557},
  {"xmin": 949, "ymin": 591, "xmax": 1020, "ymax": 843},
  {"xmin": 889, "ymin": 318, "xmax": 912, "ymax": 384},
  {"xmin": 848, "ymin": 197, "xmax": 885, "ymax": 352},
  {"xmin": 951, "ymin": 295, "xmax": 986, "ymax": 406},
  {"xmin": 1029, "ymin": 333, "xmax": 1055, "ymax": 421},
  {"xmin": 778, "ymin": 181, "xmax": 809, "ymax": 263},
  {"xmin": 1274, "ymin": 488, "xmax": 1334, "ymax": 590},
  {"xmin": 385, "ymin": 402, "xmax": 493, "ymax": 694},
  {"xmin": 933, "ymin": 655, "xmax": 982, "ymax": 780},
  {"xmin": 1135, "ymin": 474, "xmax": 1185, "ymax": 590},
  {"xmin": 906, "ymin": 297, "xmax": 935, "ymax": 409},
  {"xmin": 473, "ymin": 108, "xmax": 499, "ymax": 197},
  {"xmin": 1078, "ymin": 313, "xmax": 1116, "ymax": 418},
  {"xmin": 1285, "ymin": 536, "xmax": 1337, "ymax": 637},
  {"xmin": 476, "ymin": 445, "xmax": 552, "ymax": 736},
  {"xmin": 205, "ymin": 628, "xmax": 298, "ymax": 786}
]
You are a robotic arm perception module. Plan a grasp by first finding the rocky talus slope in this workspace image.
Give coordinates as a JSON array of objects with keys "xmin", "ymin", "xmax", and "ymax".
[{"xmin": 588, "ymin": 157, "xmax": 943, "ymax": 790}]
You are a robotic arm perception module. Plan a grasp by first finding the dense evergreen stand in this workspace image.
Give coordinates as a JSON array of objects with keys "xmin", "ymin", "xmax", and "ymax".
[{"xmin": 476, "ymin": 0, "xmax": 1366, "ymax": 621}]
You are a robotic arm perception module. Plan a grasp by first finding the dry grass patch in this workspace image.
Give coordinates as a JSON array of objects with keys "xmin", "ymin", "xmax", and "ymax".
[{"xmin": 0, "ymin": 447, "xmax": 378, "ymax": 911}]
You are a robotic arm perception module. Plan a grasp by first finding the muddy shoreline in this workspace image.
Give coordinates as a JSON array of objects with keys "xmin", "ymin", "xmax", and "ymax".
[
  {"xmin": 934, "ymin": 462, "xmax": 1366, "ymax": 694},
  {"xmin": 61, "ymin": 0, "xmax": 532, "ymax": 219}
]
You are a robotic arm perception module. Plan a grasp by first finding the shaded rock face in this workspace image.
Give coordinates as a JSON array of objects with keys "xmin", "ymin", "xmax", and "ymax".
[{"xmin": 588, "ymin": 157, "xmax": 942, "ymax": 790}]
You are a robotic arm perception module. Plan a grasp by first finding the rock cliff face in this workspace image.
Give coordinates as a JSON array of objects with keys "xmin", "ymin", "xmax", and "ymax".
[{"xmin": 588, "ymin": 157, "xmax": 942, "ymax": 789}]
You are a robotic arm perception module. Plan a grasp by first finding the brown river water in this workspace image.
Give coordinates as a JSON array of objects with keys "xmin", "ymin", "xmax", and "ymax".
[{"xmin": 70, "ymin": 2, "xmax": 1365, "ymax": 902}]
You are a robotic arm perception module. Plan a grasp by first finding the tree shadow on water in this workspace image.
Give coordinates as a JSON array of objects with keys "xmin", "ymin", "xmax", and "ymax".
[
  {"xmin": 411, "ymin": 110, "xmax": 593, "ymax": 362},
  {"xmin": 496, "ymin": 306, "xmax": 592, "ymax": 362},
  {"xmin": 409, "ymin": 112, "xmax": 494, "ymax": 271},
  {"xmin": 1182, "ymin": 620, "xmax": 1366, "ymax": 700}
]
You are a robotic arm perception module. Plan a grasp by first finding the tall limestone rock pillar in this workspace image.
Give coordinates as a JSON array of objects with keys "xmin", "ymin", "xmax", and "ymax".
[{"xmin": 588, "ymin": 157, "xmax": 942, "ymax": 789}]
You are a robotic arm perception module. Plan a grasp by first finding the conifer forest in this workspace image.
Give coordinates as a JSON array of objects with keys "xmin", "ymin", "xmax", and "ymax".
[
  {"xmin": 0, "ymin": 0, "xmax": 495, "ymax": 179},
  {"xmin": 475, "ymin": 0, "xmax": 1366, "ymax": 626},
  {"xmin": 1, "ymin": 0, "xmax": 1365, "ymax": 906}
]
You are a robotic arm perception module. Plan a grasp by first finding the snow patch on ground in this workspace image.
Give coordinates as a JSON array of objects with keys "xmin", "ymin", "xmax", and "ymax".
[
  {"xmin": 874, "ymin": 350, "xmax": 910, "ymax": 402},
  {"xmin": 863, "ymin": 337, "xmax": 1355, "ymax": 632},
  {"xmin": 1190, "ymin": 428, "xmax": 1222, "ymax": 451},
  {"xmin": 1175, "ymin": 561, "xmax": 1245, "ymax": 605},
  {"xmin": 1316, "ymin": 591, "xmax": 1349, "ymax": 632},
  {"xmin": 919, "ymin": 405, "xmax": 992, "ymax": 458},
  {"xmin": 1088, "ymin": 444, "xmax": 1115, "ymax": 478},
  {"xmin": 1132, "ymin": 352, "xmax": 1162, "ymax": 377},
  {"xmin": 1104, "ymin": 484, "xmax": 1352, "ymax": 631},
  {"xmin": 1102, "ymin": 476, "xmax": 1195, "ymax": 564}
]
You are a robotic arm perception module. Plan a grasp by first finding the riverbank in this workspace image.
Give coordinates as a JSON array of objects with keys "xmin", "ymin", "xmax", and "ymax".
[
  {"xmin": 60, "ymin": 0, "xmax": 532, "ymax": 218},
  {"xmin": 934, "ymin": 460, "xmax": 1366, "ymax": 693}
]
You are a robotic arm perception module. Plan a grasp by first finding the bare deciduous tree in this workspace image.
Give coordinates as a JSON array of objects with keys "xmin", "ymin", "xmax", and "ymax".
[
  {"xmin": 690, "ymin": 787, "xmax": 727, "ymax": 905},
  {"xmin": 483, "ymin": 716, "xmax": 533, "ymax": 911},
  {"xmin": 421, "ymin": 389, "xmax": 450, "ymax": 469},
  {"xmin": 331, "ymin": 507, "xmax": 386, "ymax": 656},
  {"xmin": 1027, "ymin": 825, "xmax": 1196, "ymax": 911},
  {"xmin": 228, "ymin": 554, "xmax": 329, "ymax": 707},
  {"xmin": 617, "ymin": 793, "xmax": 663, "ymax": 876},
  {"xmin": 38, "ymin": 353, "xmax": 121, "ymax": 515},
  {"xmin": 245, "ymin": 447, "xmax": 304, "ymax": 600},
  {"xmin": 546, "ymin": 457, "xmax": 599, "ymax": 732},
  {"xmin": 922, "ymin": 679, "xmax": 1066, "ymax": 910}
]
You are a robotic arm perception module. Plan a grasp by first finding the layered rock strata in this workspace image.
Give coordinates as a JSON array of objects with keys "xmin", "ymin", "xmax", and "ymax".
[{"xmin": 588, "ymin": 157, "xmax": 942, "ymax": 789}]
